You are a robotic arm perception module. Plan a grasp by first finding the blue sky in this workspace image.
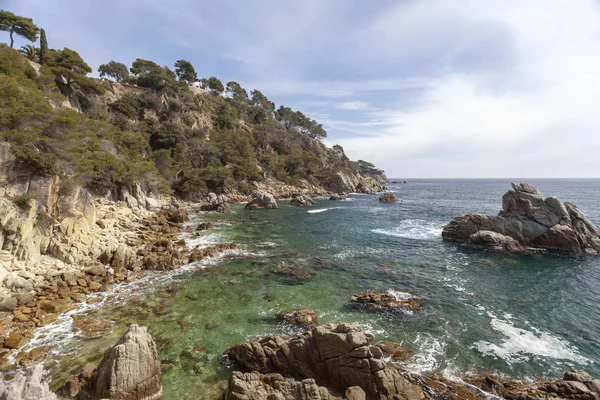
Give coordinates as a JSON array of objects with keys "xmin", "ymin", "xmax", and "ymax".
[{"xmin": 3, "ymin": 0, "xmax": 600, "ymax": 178}]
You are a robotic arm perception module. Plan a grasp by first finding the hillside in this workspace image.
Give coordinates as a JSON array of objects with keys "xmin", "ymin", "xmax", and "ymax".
[{"xmin": 0, "ymin": 42, "xmax": 386, "ymax": 214}]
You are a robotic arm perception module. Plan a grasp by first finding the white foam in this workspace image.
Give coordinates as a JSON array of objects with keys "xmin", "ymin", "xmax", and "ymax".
[
  {"xmin": 371, "ymin": 219, "xmax": 443, "ymax": 240},
  {"xmin": 404, "ymin": 333, "xmax": 446, "ymax": 374},
  {"xmin": 474, "ymin": 312, "xmax": 590, "ymax": 364},
  {"xmin": 387, "ymin": 289, "xmax": 416, "ymax": 301},
  {"xmin": 307, "ymin": 207, "xmax": 341, "ymax": 214}
]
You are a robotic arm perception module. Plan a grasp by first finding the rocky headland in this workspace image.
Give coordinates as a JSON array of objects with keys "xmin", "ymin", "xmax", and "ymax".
[{"xmin": 443, "ymin": 183, "xmax": 600, "ymax": 254}]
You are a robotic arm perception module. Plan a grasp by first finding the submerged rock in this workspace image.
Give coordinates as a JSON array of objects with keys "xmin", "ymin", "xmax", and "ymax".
[
  {"xmin": 224, "ymin": 323, "xmax": 424, "ymax": 400},
  {"xmin": 379, "ymin": 192, "xmax": 399, "ymax": 203},
  {"xmin": 443, "ymin": 182, "xmax": 600, "ymax": 254},
  {"xmin": 245, "ymin": 190, "xmax": 278, "ymax": 209},
  {"xmin": 347, "ymin": 291, "xmax": 422, "ymax": 313},
  {"xmin": 0, "ymin": 363, "xmax": 57, "ymax": 400},
  {"xmin": 92, "ymin": 324, "xmax": 162, "ymax": 400},
  {"xmin": 277, "ymin": 309, "xmax": 318, "ymax": 328}
]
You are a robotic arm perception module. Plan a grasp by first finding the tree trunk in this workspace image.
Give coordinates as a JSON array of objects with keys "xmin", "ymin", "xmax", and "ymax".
[{"xmin": 9, "ymin": 27, "xmax": 14, "ymax": 48}]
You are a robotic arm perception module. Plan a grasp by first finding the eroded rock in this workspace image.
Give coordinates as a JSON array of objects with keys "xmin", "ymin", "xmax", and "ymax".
[{"xmin": 246, "ymin": 190, "xmax": 278, "ymax": 210}]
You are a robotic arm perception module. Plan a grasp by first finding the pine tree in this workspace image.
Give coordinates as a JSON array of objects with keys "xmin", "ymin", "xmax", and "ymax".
[{"xmin": 39, "ymin": 28, "xmax": 48, "ymax": 64}]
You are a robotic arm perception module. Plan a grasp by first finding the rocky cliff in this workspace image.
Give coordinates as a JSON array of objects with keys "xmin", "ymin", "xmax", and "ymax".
[{"xmin": 443, "ymin": 183, "xmax": 600, "ymax": 254}]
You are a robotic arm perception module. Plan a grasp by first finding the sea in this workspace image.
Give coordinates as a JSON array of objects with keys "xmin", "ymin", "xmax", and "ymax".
[{"xmin": 34, "ymin": 179, "xmax": 600, "ymax": 398}]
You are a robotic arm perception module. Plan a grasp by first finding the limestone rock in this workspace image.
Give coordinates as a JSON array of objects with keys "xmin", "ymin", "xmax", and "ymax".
[
  {"xmin": 443, "ymin": 183, "xmax": 600, "ymax": 254},
  {"xmin": 378, "ymin": 192, "xmax": 399, "ymax": 203},
  {"xmin": 92, "ymin": 324, "xmax": 162, "ymax": 400},
  {"xmin": 246, "ymin": 190, "xmax": 278, "ymax": 210},
  {"xmin": 224, "ymin": 323, "xmax": 424, "ymax": 400},
  {"xmin": 0, "ymin": 363, "xmax": 58, "ymax": 400}
]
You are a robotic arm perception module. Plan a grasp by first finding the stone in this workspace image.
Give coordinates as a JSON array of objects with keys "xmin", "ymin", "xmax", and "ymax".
[
  {"xmin": 72, "ymin": 315, "xmax": 111, "ymax": 338},
  {"xmin": 443, "ymin": 183, "xmax": 600, "ymax": 255},
  {"xmin": 166, "ymin": 208, "xmax": 189, "ymax": 224},
  {"xmin": 376, "ymin": 342, "xmax": 415, "ymax": 361},
  {"xmin": 347, "ymin": 291, "xmax": 422, "ymax": 313},
  {"xmin": 195, "ymin": 222, "xmax": 215, "ymax": 231},
  {"xmin": 5, "ymin": 332, "xmax": 29, "ymax": 349},
  {"xmin": 91, "ymin": 324, "xmax": 162, "ymax": 400},
  {"xmin": 329, "ymin": 193, "xmax": 346, "ymax": 201},
  {"xmin": 200, "ymin": 193, "xmax": 232, "ymax": 214},
  {"xmin": 345, "ymin": 386, "xmax": 367, "ymax": 400},
  {"xmin": 277, "ymin": 309, "xmax": 318, "ymax": 328},
  {"xmin": 290, "ymin": 192, "xmax": 316, "ymax": 207},
  {"xmin": 223, "ymin": 371, "xmax": 333, "ymax": 400},
  {"xmin": 0, "ymin": 297, "xmax": 18, "ymax": 312},
  {"xmin": 0, "ymin": 363, "xmax": 58, "ymax": 400},
  {"xmin": 224, "ymin": 323, "xmax": 424, "ymax": 400},
  {"xmin": 246, "ymin": 190, "xmax": 278, "ymax": 209},
  {"xmin": 379, "ymin": 192, "xmax": 399, "ymax": 203}
]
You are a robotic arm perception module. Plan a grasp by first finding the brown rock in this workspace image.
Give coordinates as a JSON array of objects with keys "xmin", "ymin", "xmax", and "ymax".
[
  {"xmin": 72, "ymin": 315, "xmax": 111, "ymax": 338},
  {"xmin": 278, "ymin": 309, "xmax": 318, "ymax": 328},
  {"xmin": 223, "ymin": 371, "xmax": 333, "ymax": 400},
  {"xmin": 379, "ymin": 192, "xmax": 399, "ymax": 203},
  {"xmin": 347, "ymin": 291, "xmax": 422, "ymax": 313},
  {"xmin": 346, "ymin": 386, "xmax": 367, "ymax": 400},
  {"xmin": 5, "ymin": 332, "xmax": 30, "ymax": 349},
  {"xmin": 376, "ymin": 342, "xmax": 415, "ymax": 361}
]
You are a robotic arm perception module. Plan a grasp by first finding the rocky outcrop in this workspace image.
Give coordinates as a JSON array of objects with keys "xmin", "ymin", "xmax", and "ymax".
[
  {"xmin": 200, "ymin": 192, "xmax": 232, "ymax": 214},
  {"xmin": 92, "ymin": 324, "xmax": 162, "ymax": 400},
  {"xmin": 346, "ymin": 292, "xmax": 422, "ymax": 313},
  {"xmin": 0, "ymin": 363, "xmax": 57, "ymax": 400},
  {"xmin": 325, "ymin": 172, "xmax": 385, "ymax": 195},
  {"xmin": 246, "ymin": 190, "xmax": 278, "ymax": 209},
  {"xmin": 224, "ymin": 323, "xmax": 424, "ymax": 400},
  {"xmin": 277, "ymin": 309, "xmax": 318, "ymax": 328},
  {"xmin": 329, "ymin": 193, "xmax": 346, "ymax": 201},
  {"xmin": 443, "ymin": 183, "xmax": 600, "ymax": 254},
  {"xmin": 379, "ymin": 193, "xmax": 399, "ymax": 203},
  {"xmin": 223, "ymin": 371, "xmax": 333, "ymax": 400},
  {"xmin": 466, "ymin": 369, "xmax": 600, "ymax": 400},
  {"xmin": 356, "ymin": 177, "xmax": 385, "ymax": 195},
  {"xmin": 290, "ymin": 192, "xmax": 316, "ymax": 207}
]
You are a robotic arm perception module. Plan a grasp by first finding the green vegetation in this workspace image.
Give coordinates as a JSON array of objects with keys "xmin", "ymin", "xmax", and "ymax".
[
  {"xmin": 0, "ymin": 13, "xmax": 366, "ymax": 200},
  {"xmin": 19, "ymin": 44, "xmax": 37, "ymax": 60},
  {"xmin": 0, "ymin": 10, "xmax": 39, "ymax": 48},
  {"xmin": 98, "ymin": 60, "xmax": 129, "ymax": 82}
]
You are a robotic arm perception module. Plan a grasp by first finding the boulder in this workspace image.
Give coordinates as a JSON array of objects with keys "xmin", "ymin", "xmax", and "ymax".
[
  {"xmin": 200, "ymin": 193, "xmax": 232, "ymax": 214},
  {"xmin": 224, "ymin": 323, "xmax": 424, "ymax": 400},
  {"xmin": 246, "ymin": 190, "xmax": 278, "ymax": 210},
  {"xmin": 325, "ymin": 172, "xmax": 358, "ymax": 194},
  {"xmin": 91, "ymin": 324, "xmax": 162, "ymax": 400},
  {"xmin": 223, "ymin": 371, "xmax": 333, "ymax": 400},
  {"xmin": 165, "ymin": 208, "xmax": 189, "ymax": 224},
  {"xmin": 277, "ymin": 309, "xmax": 318, "ymax": 328},
  {"xmin": 0, "ymin": 363, "xmax": 58, "ymax": 400},
  {"xmin": 346, "ymin": 291, "xmax": 422, "ymax": 313},
  {"xmin": 329, "ymin": 193, "xmax": 346, "ymax": 201},
  {"xmin": 443, "ymin": 183, "xmax": 600, "ymax": 254},
  {"xmin": 290, "ymin": 193, "xmax": 315, "ymax": 207},
  {"xmin": 379, "ymin": 192, "xmax": 399, "ymax": 203}
]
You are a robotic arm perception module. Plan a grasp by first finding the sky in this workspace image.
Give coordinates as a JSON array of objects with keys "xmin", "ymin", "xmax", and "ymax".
[{"xmin": 3, "ymin": 0, "xmax": 600, "ymax": 178}]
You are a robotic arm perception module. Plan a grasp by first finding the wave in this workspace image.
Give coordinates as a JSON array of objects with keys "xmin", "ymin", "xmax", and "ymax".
[
  {"xmin": 371, "ymin": 219, "xmax": 443, "ymax": 240},
  {"xmin": 307, "ymin": 207, "xmax": 341, "ymax": 214},
  {"xmin": 473, "ymin": 312, "xmax": 590, "ymax": 364},
  {"xmin": 404, "ymin": 332, "xmax": 446, "ymax": 374}
]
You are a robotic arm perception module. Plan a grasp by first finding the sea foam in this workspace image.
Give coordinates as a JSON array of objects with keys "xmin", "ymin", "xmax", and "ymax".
[{"xmin": 371, "ymin": 219, "xmax": 443, "ymax": 240}]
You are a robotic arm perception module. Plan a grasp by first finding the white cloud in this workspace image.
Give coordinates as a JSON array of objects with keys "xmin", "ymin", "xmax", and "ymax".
[{"xmin": 336, "ymin": 101, "xmax": 371, "ymax": 110}]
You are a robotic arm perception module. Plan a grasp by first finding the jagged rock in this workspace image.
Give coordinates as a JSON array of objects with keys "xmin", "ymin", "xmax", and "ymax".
[
  {"xmin": 326, "ymin": 172, "xmax": 359, "ymax": 194},
  {"xmin": 91, "ymin": 324, "xmax": 162, "ymax": 400},
  {"xmin": 195, "ymin": 222, "xmax": 215, "ymax": 231},
  {"xmin": 376, "ymin": 342, "xmax": 415, "ymax": 361},
  {"xmin": 290, "ymin": 192, "xmax": 316, "ymax": 207},
  {"xmin": 0, "ymin": 363, "xmax": 57, "ymax": 400},
  {"xmin": 277, "ymin": 309, "xmax": 318, "ymax": 328},
  {"xmin": 246, "ymin": 190, "xmax": 278, "ymax": 209},
  {"xmin": 0, "ymin": 297, "xmax": 18, "ymax": 312},
  {"xmin": 347, "ymin": 292, "xmax": 422, "ymax": 313},
  {"xmin": 346, "ymin": 386, "xmax": 367, "ymax": 400},
  {"xmin": 356, "ymin": 177, "xmax": 384, "ymax": 194},
  {"xmin": 224, "ymin": 323, "xmax": 424, "ymax": 400},
  {"xmin": 378, "ymin": 192, "xmax": 399, "ymax": 203},
  {"xmin": 443, "ymin": 183, "xmax": 600, "ymax": 254},
  {"xmin": 329, "ymin": 193, "xmax": 346, "ymax": 201},
  {"xmin": 223, "ymin": 371, "xmax": 333, "ymax": 400},
  {"xmin": 468, "ymin": 369, "xmax": 600, "ymax": 400},
  {"xmin": 200, "ymin": 192, "xmax": 232, "ymax": 214},
  {"xmin": 166, "ymin": 208, "xmax": 189, "ymax": 223}
]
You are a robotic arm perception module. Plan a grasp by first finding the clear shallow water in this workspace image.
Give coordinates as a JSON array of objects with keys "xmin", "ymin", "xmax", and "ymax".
[{"xmin": 41, "ymin": 179, "xmax": 600, "ymax": 398}]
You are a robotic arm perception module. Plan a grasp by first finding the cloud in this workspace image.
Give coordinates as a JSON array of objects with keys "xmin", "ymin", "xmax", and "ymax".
[{"xmin": 336, "ymin": 101, "xmax": 371, "ymax": 110}]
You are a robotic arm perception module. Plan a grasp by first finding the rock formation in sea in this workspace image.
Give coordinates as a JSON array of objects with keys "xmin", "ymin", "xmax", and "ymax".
[
  {"xmin": 329, "ymin": 193, "xmax": 346, "ymax": 201},
  {"xmin": 290, "ymin": 192, "xmax": 316, "ymax": 207},
  {"xmin": 346, "ymin": 292, "xmax": 422, "ymax": 313},
  {"xmin": 277, "ymin": 308, "xmax": 319, "ymax": 328},
  {"xmin": 378, "ymin": 192, "xmax": 399, "ymax": 203},
  {"xmin": 442, "ymin": 182, "xmax": 600, "ymax": 254},
  {"xmin": 0, "ymin": 363, "xmax": 57, "ymax": 400},
  {"xmin": 326, "ymin": 172, "xmax": 386, "ymax": 195},
  {"xmin": 200, "ymin": 192, "xmax": 232, "ymax": 214},
  {"xmin": 224, "ymin": 323, "xmax": 424, "ymax": 400},
  {"xmin": 246, "ymin": 190, "xmax": 278, "ymax": 209}
]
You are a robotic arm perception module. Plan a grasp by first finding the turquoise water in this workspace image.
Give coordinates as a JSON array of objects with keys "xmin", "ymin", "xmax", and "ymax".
[{"xmin": 43, "ymin": 179, "xmax": 600, "ymax": 398}]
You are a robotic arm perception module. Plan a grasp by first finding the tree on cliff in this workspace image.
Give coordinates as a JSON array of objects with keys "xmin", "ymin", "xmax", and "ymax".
[
  {"xmin": 226, "ymin": 81, "xmax": 248, "ymax": 102},
  {"xmin": 174, "ymin": 59, "xmax": 197, "ymax": 84},
  {"xmin": 0, "ymin": 10, "xmax": 39, "ymax": 48},
  {"xmin": 18, "ymin": 44, "xmax": 38, "ymax": 61},
  {"xmin": 98, "ymin": 60, "xmax": 129, "ymax": 82},
  {"xmin": 38, "ymin": 28, "xmax": 47, "ymax": 64},
  {"xmin": 130, "ymin": 58, "xmax": 176, "ymax": 91},
  {"xmin": 47, "ymin": 48, "xmax": 104, "ymax": 94},
  {"xmin": 207, "ymin": 76, "xmax": 224, "ymax": 93}
]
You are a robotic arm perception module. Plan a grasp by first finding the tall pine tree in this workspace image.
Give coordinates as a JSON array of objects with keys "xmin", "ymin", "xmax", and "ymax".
[{"xmin": 39, "ymin": 28, "xmax": 48, "ymax": 64}]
